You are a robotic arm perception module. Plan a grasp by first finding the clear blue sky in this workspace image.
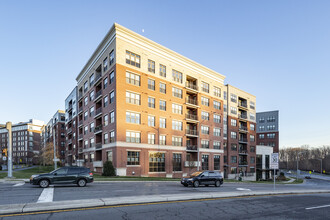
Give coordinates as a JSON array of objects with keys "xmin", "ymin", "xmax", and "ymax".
[{"xmin": 0, "ymin": 0, "xmax": 329, "ymax": 148}]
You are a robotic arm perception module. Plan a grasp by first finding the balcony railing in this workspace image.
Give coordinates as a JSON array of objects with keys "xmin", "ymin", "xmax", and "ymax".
[
  {"xmin": 94, "ymin": 90, "xmax": 102, "ymax": 101},
  {"xmin": 186, "ymin": 113, "xmax": 198, "ymax": 121},
  {"xmin": 78, "ymin": 120, "xmax": 83, "ymax": 127},
  {"xmin": 78, "ymin": 93, "xmax": 83, "ymax": 101},
  {"xmin": 78, "ymin": 148, "xmax": 83, "ymax": 153},
  {"xmin": 94, "ymin": 74, "xmax": 102, "ymax": 84},
  {"xmin": 95, "ymin": 142, "xmax": 102, "ymax": 149},
  {"xmin": 95, "ymin": 107, "xmax": 102, "ymax": 117},
  {"xmin": 78, "ymin": 107, "xmax": 83, "ymax": 114},
  {"xmin": 238, "ymin": 114, "xmax": 248, "ymax": 120},
  {"xmin": 94, "ymin": 125, "xmax": 103, "ymax": 134},
  {"xmin": 238, "ymin": 101, "xmax": 248, "ymax": 108},
  {"xmin": 239, "ymin": 161, "xmax": 248, "ymax": 166},
  {"xmin": 78, "ymin": 134, "xmax": 83, "ymax": 140},
  {"xmin": 67, "ymin": 105, "xmax": 73, "ymax": 112},
  {"xmin": 239, "ymin": 126, "xmax": 248, "ymax": 132},
  {"xmin": 186, "ymin": 145, "xmax": 197, "ymax": 151},
  {"xmin": 239, "ymin": 149, "xmax": 248, "ymax": 154},
  {"xmin": 185, "ymin": 82, "xmax": 198, "ymax": 91},
  {"xmin": 239, "ymin": 138, "xmax": 248, "ymax": 143},
  {"xmin": 67, "ymin": 127, "xmax": 72, "ymax": 134},
  {"xmin": 186, "ymin": 129, "xmax": 198, "ymax": 136},
  {"xmin": 68, "ymin": 139, "xmax": 72, "ymax": 145},
  {"xmin": 186, "ymin": 98, "xmax": 198, "ymax": 106}
]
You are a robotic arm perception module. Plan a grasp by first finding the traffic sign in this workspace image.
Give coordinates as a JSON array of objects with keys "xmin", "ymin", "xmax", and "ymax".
[
  {"xmin": 2, "ymin": 157, "xmax": 6, "ymax": 161},
  {"xmin": 270, "ymin": 153, "xmax": 279, "ymax": 169},
  {"xmin": 53, "ymin": 159, "xmax": 60, "ymax": 162}
]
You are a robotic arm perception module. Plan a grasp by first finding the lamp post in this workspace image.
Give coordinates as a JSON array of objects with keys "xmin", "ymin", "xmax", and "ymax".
[
  {"xmin": 296, "ymin": 151, "xmax": 305, "ymax": 180},
  {"xmin": 318, "ymin": 158, "xmax": 322, "ymax": 175}
]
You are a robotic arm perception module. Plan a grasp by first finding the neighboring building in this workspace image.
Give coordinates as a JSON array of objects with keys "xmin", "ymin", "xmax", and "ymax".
[
  {"xmin": 65, "ymin": 87, "xmax": 81, "ymax": 166},
  {"xmin": 44, "ymin": 110, "xmax": 66, "ymax": 164},
  {"xmin": 256, "ymin": 145, "xmax": 273, "ymax": 180},
  {"xmin": 0, "ymin": 119, "xmax": 44, "ymax": 165},
  {"xmin": 256, "ymin": 110, "xmax": 279, "ymax": 153},
  {"xmin": 70, "ymin": 23, "xmax": 256, "ymax": 178}
]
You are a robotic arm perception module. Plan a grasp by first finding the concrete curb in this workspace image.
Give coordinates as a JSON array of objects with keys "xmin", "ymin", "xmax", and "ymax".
[{"xmin": 0, "ymin": 189, "xmax": 330, "ymax": 215}]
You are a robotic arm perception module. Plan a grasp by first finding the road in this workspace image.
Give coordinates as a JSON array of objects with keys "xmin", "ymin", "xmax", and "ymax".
[
  {"xmin": 0, "ymin": 193, "xmax": 329, "ymax": 219},
  {"xmin": 1, "ymin": 178, "xmax": 330, "ymax": 206}
]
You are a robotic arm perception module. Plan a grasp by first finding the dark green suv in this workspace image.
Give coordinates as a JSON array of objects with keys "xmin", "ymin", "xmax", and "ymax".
[{"xmin": 30, "ymin": 166, "xmax": 93, "ymax": 188}]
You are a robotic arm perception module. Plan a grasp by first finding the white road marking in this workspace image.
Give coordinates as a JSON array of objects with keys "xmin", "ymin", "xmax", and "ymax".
[
  {"xmin": 37, "ymin": 186, "xmax": 54, "ymax": 203},
  {"xmin": 306, "ymin": 204, "xmax": 330, "ymax": 210},
  {"xmin": 13, "ymin": 183, "xmax": 25, "ymax": 187},
  {"xmin": 236, "ymin": 188, "xmax": 251, "ymax": 191}
]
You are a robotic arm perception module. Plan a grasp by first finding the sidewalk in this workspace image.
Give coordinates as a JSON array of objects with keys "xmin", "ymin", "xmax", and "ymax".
[{"xmin": 0, "ymin": 189, "xmax": 329, "ymax": 215}]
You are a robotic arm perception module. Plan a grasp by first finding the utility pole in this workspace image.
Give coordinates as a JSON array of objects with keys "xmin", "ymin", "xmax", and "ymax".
[
  {"xmin": 0, "ymin": 122, "xmax": 13, "ymax": 178},
  {"xmin": 53, "ymin": 125, "xmax": 57, "ymax": 170},
  {"xmin": 319, "ymin": 158, "xmax": 322, "ymax": 175}
]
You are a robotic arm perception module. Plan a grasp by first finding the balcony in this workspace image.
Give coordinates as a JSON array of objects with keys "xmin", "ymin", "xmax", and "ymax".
[
  {"xmin": 239, "ymin": 138, "xmax": 248, "ymax": 143},
  {"xmin": 238, "ymin": 101, "xmax": 248, "ymax": 109},
  {"xmin": 186, "ymin": 113, "xmax": 198, "ymax": 122},
  {"xmin": 186, "ymin": 129, "xmax": 198, "ymax": 137},
  {"xmin": 78, "ymin": 107, "xmax": 83, "ymax": 114},
  {"xmin": 68, "ymin": 139, "xmax": 72, "ymax": 145},
  {"xmin": 94, "ymin": 125, "xmax": 103, "ymax": 134},
  {"xmin": 78, "ymin": 93, "xmax": 83, "ymax": 101},
  {"xmin": 67, "ymin": 150, "xmax": 72, "ymax": 155},
  {"xmin": 78, "ymin": 148, "xmax": 83, "ymax": 153},
  {"xmin": 94, "ymin": 90, "xmax": 102, "ymax": 102},
  {"xmin": 94, "ymin": 74, "xmax": 102, "ymax": 85},
  {"xmin": 239, "ymin": 149, "xmax": 248, "ymax": 155},
  {"xmin": 93, "ymin": 161, "xmax": 103, "ymax": 168},
  {"xmin": 67, "ymin": 116, "xmax": 72, "ymax": 122},
  {"xmin": 184, "ymin": 161, "xmax": 200, "ymax": 167},
  {"xmin": 95, "ymin": 142, "xmax": 102, "ymax": 149},
  {"xmin": 67, "ymin": 105, "xmax": 73, "ymax": 112},
  {"xmin": 185, "ymin": 98, "xmax": 199, "ymax": 107},
  {"xmin": 239, "ymin": 161, "xmax": 248, "ymax": 166},
  {"xmin": 186, "ymin": 145, "xmax": 197, "ymax": 151},
  {"xmin": 78, "ymin": 134, "xmax": 83, "ymax": 141},
  {"xmin": 67, "ymin": 127, "xmax": 72, "ymax": 134},
  {"xmin": 238, "ymin": 114, "xmax": 248, "ymax": 121},
  {"xmin": 185, "ymin": 82, "xmax": 198, "ymax": 92},
  {"xmin": 78, "ymin": 120, "xmax": 83, "ymax": 128},
  {"xmin": 94, "ymin": 107, "xmax": 102, "ymax": 119},
  {"xmin": 238, "ymin": 126, "xmax": 248, "ymax": 133}
]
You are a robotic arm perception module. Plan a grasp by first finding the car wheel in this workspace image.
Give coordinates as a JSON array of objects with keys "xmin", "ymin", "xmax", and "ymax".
[
  {"xmin": 183, "ymin": 184, "xmax": 188, "ymax": 187},
  {"xmin": 215, "ymin": 180, "xmax": 221, "ymax": 187},
  {"xmin": 193, "ymin": 181, "xmax": 200, "ymax": 188},
  {"xmin": 77, "ymin": 179, "xmax": 87, "ymax": 187},
  {"xmin": 39, "ymin": 179, "xmax": 50, "ymax": 188}
]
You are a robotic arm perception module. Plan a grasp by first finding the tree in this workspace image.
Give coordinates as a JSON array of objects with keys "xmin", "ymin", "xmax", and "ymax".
[
  {"xmin": 41, "ymin": 142, "xmax": 60, "ymax": 166},
  {"xmin": 102, "ymin": 161, "xmax": 116, "ymax": 176}
]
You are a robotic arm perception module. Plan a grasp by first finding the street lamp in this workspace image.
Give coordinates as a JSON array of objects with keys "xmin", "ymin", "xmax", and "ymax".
[
  {"xmin": 296, "ymin": 151, "xmax": 306, "ymax": 180},
  {"xmin": 318, "ymin": 158, "xmax": 322, "ymax": 175}
]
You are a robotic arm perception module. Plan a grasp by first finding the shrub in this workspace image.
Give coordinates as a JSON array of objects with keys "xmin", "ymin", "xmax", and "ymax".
[{"xmin": 102, "ymin": 161, "xmax": 116, "ymax": 176}]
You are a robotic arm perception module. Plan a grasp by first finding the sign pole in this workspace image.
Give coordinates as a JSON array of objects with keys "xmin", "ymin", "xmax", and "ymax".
[
  {"xmin": 274, "ymin": 168, "xmax": 275, "ymax": 191},
  {"xmin": 270, "ymin": 153, "xmax": 279, "ymax": 191}
]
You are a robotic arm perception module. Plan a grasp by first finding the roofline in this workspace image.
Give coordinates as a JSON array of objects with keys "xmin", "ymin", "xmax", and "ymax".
[
  {"xmin": 225, "ymin": 84, "xmax": 256, "ymax": 98},
  {"xmin": 256, "ymin": 110, "xmax": 279, "ymax": 114}
]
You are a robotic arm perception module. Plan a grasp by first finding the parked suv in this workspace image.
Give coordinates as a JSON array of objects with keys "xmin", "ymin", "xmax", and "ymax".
[
  {"xmin": 181, "ymin": 171, "xmax": 223, "ymax": 187},
  {"xmin": 30, "ymin": 166, "xmax": 93, "ymax": 188}
]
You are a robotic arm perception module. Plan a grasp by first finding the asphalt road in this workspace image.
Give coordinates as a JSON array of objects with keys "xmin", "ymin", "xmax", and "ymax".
[
  {"xmin": 1, "ymin": 193, "xmax": 330, "ymax": 219},
  {"xmin": 1, "ymin": 178, "xmax": 330, "ymax": 206}
]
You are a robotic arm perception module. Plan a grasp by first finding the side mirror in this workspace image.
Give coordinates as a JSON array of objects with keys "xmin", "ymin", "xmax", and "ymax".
[{"xmin": 54, "ymin": 173, "xmax": 57, "ymax": 176}]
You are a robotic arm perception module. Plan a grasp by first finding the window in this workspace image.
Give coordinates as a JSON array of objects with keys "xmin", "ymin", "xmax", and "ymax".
[
  {"xmin": 231, "ymin": 156, "xmax": 237, "ymax": 163},
  {"xmin": 250, "ymin": 113, "xmax": 255, "ymax": 121},
  {"xmin": 231, "ymin": 119, "xmax": 237, "ymax": 127},
  {"xmin": 89, "ymin": 106, "xmax": 94, "ymax": 117},
  {"xmin": 231, "ymin": 167, "xmax": 237, "ymax": 174},
  {"xmin": 159, "ymin": 100, "xmax": 166, "ymax": 111},
  {"xmin": 104, "ymin": 133, "xmax": 109, "ymax": 144},
  {"xmin": 148, "ymin": 60, "xmax": 155, "ymax": 73},
  {"xmin": 201, "ymin": 82, "xmax": 209, "ymax": 93},
  {"xmin": 250, "ymin": 124, "xmax": 255, "ymax": 131},
  {"xmin": 159, "ymin": 82, "xmax": 166, "ymax": 93},
  {"xmin": 172, "ymin": 120, "xmax": 183, "ymax": 131},
  {"xmin": 267, "ymin": 116, "xmax": 276, "ymax": 122},
  {"xmin": 231, "ymin": 132, "xmax": 237, "ymax": 139},
  {"xmin": 214, "ymin": 87, "xmax": 221, "ymax": 97},
  {"xmin": 104, "ymin": 96, "xmax": 108, "ymax": 107},
  {"xmin": 108, "ymin": 50, "xmax": 114, "ymax": 65},
  {"xmin": 202, "ymin": 155, "xmax": 209, "ymax": 170},
  {"xmin": 126, "ymin": 112, "xmax": 140, "ymax": 124},
  {"xmin": 126, "ymin": 131, "xmax": 141, "ymax": 143},
  {"xmin": 148, "ymin": 97, "xmax": 155, "ymax": 108},
  {"xmin": 230, "ymin": 107, "xmax": 237, "ymax": 114},
  {"xmin": 148, "ymin": 116, "xmax": 155, "ymax": 127},
  {"xmin": 159, "ymin": 64, "xmax": 166, "ymax": 77},
  {"xmin": 90, "ymin": 90, "xmax": 95, "ymax": 101},
  {"xmin": 126, "ymin": 91, "xmax": 141, "ymax": 105},
  {"xmin": 231, "ymin": 144, "xmax": 237, "ymax": 151},
  {"xmin": 126, "ymin": 50, "xmax": 140, "ymax": 68},
  {"xmin": 172, "ymin": 87, "xmax": 182, "ymax": 98},
  {"xmin": 149, "ymin": 152, "xmax": 165, "ymax": 172},
  {"xmin": 250, "ymin": 167, "xmax": 255, "ymax": 173},
  {"xmin": 224, "ymin": 104, "xmax": 227, "ymax": 113},
  {"xmin": 201, "ymin": 111, "xmax": 209, "ymax": 120},
  {"xmin": 172, "ymin": 136, "xmax": 182, "ymax": 146},
  {"xmin": 84, "ymin": 111, "xmax": 88, "ymax": 121},
  {"xmin": 250, "ymin": 101, "xmax": 255, "ymax": 110},
  {"xmin": 259, "ymin": 126, "xmax": 265, "ymax": 131},
  {"xmin": 110, "ymin": 91, "xmax": 115, "ymax": 103},
  {"xmin": 230, "ymin": 93, "xmax": 237, "ymax": 103},
  {"xmin": 201, "ymin": 126, "xmax": 209, "ymax": 135},
  {"xmin": 201, "ymin": 97, "xmax": 209, "ymax": 106},
  {"xmin": 110, "ymin": 131, "xmax": 115, "ymax": 143},
  {"xmin": 148, "ymin": 79, "xmax": 155, "ymax": 90},
  {"xmin": 103, "ymin": 57, "xmax": 108, "ymax": 72},
  {"xmin": 213, "ymin": 127, "xmax": 221, "ymax": 136},
  {"xmin": 201, "ymin": 140, "xmax": 209, "ymax": 148},
  {"xmin": 89, "ymin": 74, "xmax": 95, "ymax": 86},
  {"xmin": 213, "ymin": 114, "xmax": 221, "ymax": 123},
  {"xmin": 250, "ymin": 146, "xmax": 255, "ymax": 153},
  {"xmin": 173, "ymin": 153, "xmax": 182, "ymax": 171},
  {"xmin": 259, "ymin": 134, "xmax": 264, "ymax": 139},
  {"xmin": 250, "ymin": 157, "xmax": 255, "ymax": 164},
  {"xmin": 223, "ymin": 91, "xmax": 227, "ymax": 100},
  {"xmin": 259, "ymin": 117, "xmax": 265, "ymax": 123},
  {"xmin": 172, "ymin": 69, "xmax": 182, "ymax": 83},
  {"xmin": 172, "ymin": 103, "xmax": 183, "ymax": 114},
  {"xmin": 90, "ymin": 138, "xmax": 95, "ymax": 148},
  {"xmin": 126, "ymin": 72, "xmax": 140, "ymax": 86},
  {"xmin": 148, "ymin": 133, "xmax": 155, "ymax": 144},
  {"xmin": 213, "ymin": 141, "xmax": 221, "ymax": 149},
  {"xmin": 250, "ymin": 135, "xmax": 255, "ymax": 142},
  {"xmin": 214, "ymin": 155, "xmax": 220, "ymax": 170},
  {"xmin": 127, "ymin": 151, "xmax": 140, "ymax": 165},
  {"xmin": 84, "ymin": 96, "xmax": 88, "ymax": 106},
  {"xmin": 160, "ymin": 118, "xmax": 166, "ymax": 128},
  {"xmin": 110, "ymin": 111, "xmax": 115, "ymax": 123},
  {"xmin": 267, "ymin": 125, "xmax": 276, "ymax": 130},
  {"xmin": 213, "ymin": 100, "xmax": 221, "ymax": 110},
  {"xmin": 104, "ymin": 77, "xmax": 108, "ymax": 89},
  {"xmin": 110, "ymin": 71, "xmax": 115, "ymax": 84},
  {"xmin": 104, "ymin": 115, "xmax": 109, "ymax": 126},
  {"xmin": 267, "ymin": 133, "xmax": 275, "ymax": 139},
  {"xmin": 84, "ymin": 81, "xmax": 88, "ymax": 92},
  {"xmin": 159, "ymin": 135, "xmax": 166, "ymax": 145},
  {"xmin": 107, "ymin": 151, "xmax": 112, "ymax": 161},
  {"xmin": 90, "ymin": 122, "xmax": 95, "ymax": 132}
]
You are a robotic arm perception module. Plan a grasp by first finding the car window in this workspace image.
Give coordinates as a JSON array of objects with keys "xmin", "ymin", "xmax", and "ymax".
[
  {"xmin": 209, "ymin": 172, "xmax": 216, "ymax": 177},
  {"xmin": 190, "ymin": 171, "xmax": 202, "ymax": 177},
  {"xmin": 202, "ymin": 172, "xmax": 209, "ymax": 177},
  {"xmin": 67, "ymin": 168, "xmax": 79, "ymax": 174},
  {"xmin": 56, "ymin": 168, "xmax": 68, "ymax": 175}
]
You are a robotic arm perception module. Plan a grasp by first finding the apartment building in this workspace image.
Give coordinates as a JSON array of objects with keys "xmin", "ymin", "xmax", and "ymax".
[
  {"xmin": 256, "ymin": 110, "xmax": 279, "ymax": 153},
  {"xmin": 43, "ymin": 110, "xmax": 66, "ymax": 164},
  {"xmin": 256, "ymin": 145, "xmax": 273, "ymax": 180},
  {"xmin": 0, "ymin": 119, "xmax": 44, "ymax": 165},
  {"xmin": 72, "ymin": 23, "xmax": 256, "ymax": 178}
]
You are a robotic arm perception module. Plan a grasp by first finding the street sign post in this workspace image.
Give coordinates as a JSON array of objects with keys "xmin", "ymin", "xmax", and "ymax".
[{"xmin": 270, "ymin": 153, "xmax": 279, "ymax": 191}]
